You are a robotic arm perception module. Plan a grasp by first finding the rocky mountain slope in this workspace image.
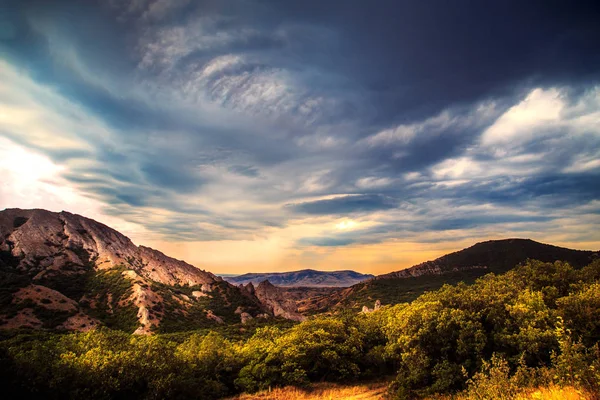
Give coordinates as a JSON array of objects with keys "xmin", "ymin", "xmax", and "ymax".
[
  {"xmin": 224, "ymin": 269, "xmax": 374, "ymax": 287},
  {"xmin": 306, "ymin": 238, "xmax": 599, "ymax": 311},
  {"xmin": 243, "ymin": 280, "xmax": 306, "ymax": 321},
  {"xmin": 0, "ymin": 208, "xmax": 270, "ymax": 334}
]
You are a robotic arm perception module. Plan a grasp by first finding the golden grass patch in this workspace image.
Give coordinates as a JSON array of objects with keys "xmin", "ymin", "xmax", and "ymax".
[{"xmin": 227, "ymin": 381, "xmax": 389, "ymax": 399}]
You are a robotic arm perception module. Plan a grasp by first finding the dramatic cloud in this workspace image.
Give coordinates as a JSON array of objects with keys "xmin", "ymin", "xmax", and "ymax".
[
  {"xmin": 1, "ymin": 0, "xmax": 599, "ymax": 273},
  {"xmin": 290, "ymin": 195, "xmax": 398, "ymax": 215}
]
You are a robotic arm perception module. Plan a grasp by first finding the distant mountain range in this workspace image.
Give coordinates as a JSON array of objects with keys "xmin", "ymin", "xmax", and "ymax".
[{"xmin": 222, "ymin": 269, "xmax": 374, "ymax": 287}]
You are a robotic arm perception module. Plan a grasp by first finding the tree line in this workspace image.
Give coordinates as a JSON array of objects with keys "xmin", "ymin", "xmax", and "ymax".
[{"xmin": 0, "ymin": 259, "xmax": 599, "ymax": 399}]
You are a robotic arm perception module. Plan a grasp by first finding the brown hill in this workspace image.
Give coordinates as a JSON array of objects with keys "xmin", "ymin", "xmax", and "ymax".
[
  {"xmin": 306, "ymin": 239, "xmax": 599, "ymax": 312},
  {"xmin": 377, "ymin": 238, "xmax": 597, "ymax": 280}
]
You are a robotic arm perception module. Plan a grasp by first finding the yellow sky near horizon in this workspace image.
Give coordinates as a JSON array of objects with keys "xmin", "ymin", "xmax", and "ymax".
[{"xmin": 143, "ymin": 236, "xmax": 600, "ymax": 276}]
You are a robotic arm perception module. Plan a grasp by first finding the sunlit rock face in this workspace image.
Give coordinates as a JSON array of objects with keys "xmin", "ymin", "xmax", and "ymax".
[
  {"xmin": 0, "ymin": 208, "xmax": 217, "ymax": 286},
  {"xmin": 254, "ymin": 280, "xmax": 306, "ymax": 321},
  {"xmin": 0, "ymin": 208, "xmax": 271, "ymax": 333}
]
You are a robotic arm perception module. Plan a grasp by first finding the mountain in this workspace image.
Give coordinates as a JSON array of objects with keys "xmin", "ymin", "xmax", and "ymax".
[
  {"xmin": 4, "ymin": 211, "xmax": 597, "ymax": 334},
  {"xmin": 0, "ymin": 208, "xmax": 269, "ymax": 334},
  {"xmin": 311, "ymin": 238, "xmax": 599, "ymax": 311},
  {"xmin": 223, "ymin": 269, "xmax": 374, "ymax": 287},
  {"xmin": 377, "ymin": 238, "xmax": 597, "ymax": 279}
]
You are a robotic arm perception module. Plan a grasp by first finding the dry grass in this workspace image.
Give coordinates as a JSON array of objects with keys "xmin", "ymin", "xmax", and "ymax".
[
  {"xmin": 226, "ymin": 381, "xmax": 389, "ymax": 399},
  {"xmin": 432, "ymin": 385, "xmax": 596, "ymax": 400},
  {"xmin": 229, "ymin": 383, "xmax": 596, "ymax": 400},
  {"xmin": 515, "ymin": 386, "xmax": 594, "ymax": 400}
]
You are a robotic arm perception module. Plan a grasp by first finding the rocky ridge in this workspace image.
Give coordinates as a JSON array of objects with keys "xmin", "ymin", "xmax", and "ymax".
[
  {"xmin": 0, "ymin": 208, "xmax": 270, "ymax": 333},
  {"xmin": 250, "ymin": 280, "xmax": 306, "ymax": 321}
]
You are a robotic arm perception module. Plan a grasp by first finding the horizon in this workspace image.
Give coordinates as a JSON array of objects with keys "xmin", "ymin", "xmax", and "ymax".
[
  {"xmin": 5, "ymin": 204, "xmax": 599, "ymax": 276},
  {"xmin": 1, "ymin": 1, "xmax": 600, "ymax": 275}
]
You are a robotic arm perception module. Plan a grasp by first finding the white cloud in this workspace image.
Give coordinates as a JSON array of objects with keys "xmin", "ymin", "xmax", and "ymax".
[
  {"xmin": 430, "ymin": 86, "xmax": 600, "ymax": 180},
  {"xmin": 563, "ymin": 154, "xmax": 600, "ymax": 173},
  {"xmin": 132, "ymin": 16, "xmax": 338, "ymax": 123},
  {"xmin": 365, "ymin": 102, "xmax": 498, "ymax": 147},
  {"xmin": 480, "ymin": 87, "xmax": 600, "ymax": 154},
  {"xmin": 0, "ymin": 137, "xmax": 148, "ymax": 240},
  {"xmin": 0, "ymin": 60, "xmax": 112, "ymax": 155},
  {"xmin": 481, "ymin": 88, "xmax": 563, "ymax": 147},
  {"xmin": 355, "ymin": 176, "xmax": 394, "ymax": 189},
  {"xmin": 200, "ymin": 54, "xmax": 245, "ymax": 78},
  {"xmin": 294, "ymin": 133, "xmax": 346, "ymax": 150},
  {"xmin": 432, "ymin": 157, "xmax": 480, "ymax": 180}
]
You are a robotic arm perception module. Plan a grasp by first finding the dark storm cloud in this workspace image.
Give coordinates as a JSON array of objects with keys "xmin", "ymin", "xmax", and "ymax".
[
  {"xmin": 290, "ymin": 195, "xmax": 398, "ymax": 215},
  {"xmin": 248, "ymin": 0, "xmax": 600, "ymax": 125},
  {"xmin": 1, "ymin": 0, "xmax": 600, "ymax": 242},
  {"xmin": 140, "ymin": 163, "xmax": 205, "ymax": 192},
  {"xmin": 427, "ymin": 215, "xmax": 554, "ymax": 231},
  {"xmin": 228, "ymin": 165, "xmax": 260, "ymax": 177},
  {"xmin": 298, "ymin": 237, "xmax": 357, "ymax": 247}
]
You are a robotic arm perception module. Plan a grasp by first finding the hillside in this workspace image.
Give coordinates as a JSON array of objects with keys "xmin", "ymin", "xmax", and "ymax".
[
  {"xmin": 1, "ymin": 258, "xmax": 598, "ymax": 399},
  {"xmin": 0, "ymin": 208, "xmax": 271, "ymax": 333},
  {"xmin": 223, "ymin": 269, "xmax": 374, "ymax": 287},
  {"xmin": 318, "ymin": 239, "xmax": 599, "ymax": 310},
  {"xmin": 378, "ymin": 238, "xmax": 596, "ymax": 279}
]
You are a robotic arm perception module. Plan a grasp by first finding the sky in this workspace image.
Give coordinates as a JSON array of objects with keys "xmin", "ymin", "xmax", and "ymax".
[{"xmin": 1, "ymin": 0, "xmax": 600, "ymax": 275}]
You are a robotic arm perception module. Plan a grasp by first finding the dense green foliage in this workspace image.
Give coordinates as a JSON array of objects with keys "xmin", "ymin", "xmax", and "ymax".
[
  {"xmin": 1, "ymin": 259, "xmax": 599, "ymax": 399},
  {"xmin": 383, "ymin": 259, "xmax": 600, "ymax": 397},
  {"xmin": 81, "ymin": 266, "xmax": 139, "ymax": 332}
]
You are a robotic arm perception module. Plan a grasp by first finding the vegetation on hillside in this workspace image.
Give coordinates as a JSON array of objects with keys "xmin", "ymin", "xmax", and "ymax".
[
  {"xmin": 81, "ymin": 266, "xmax": 139, "ymax": 332},
  {"xmin": 341, "ymin": 269, "xmax": 486, "ymax": 308},
  {"xmin": 151, "ymin": 280, "xmax": 266, "ymax": 333},
  {"xmin": 0, "ymin": 245, "xmax": 265, "ymax": 332},
  {"xmin": 0, "ymin": 259, "xmax": 599, "ymax": 399},
  {"xmin": 341, "ymin": 239, "xmax": 598, "ymax": 310}
]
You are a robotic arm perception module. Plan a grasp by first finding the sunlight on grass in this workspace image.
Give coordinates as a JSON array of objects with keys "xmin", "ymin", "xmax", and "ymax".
[
  {"xmin": 517, "ymin": 386, "xmax": 592, "ymax": 400},
  {"xmin": 227, "ymin": 381, "xmax": 389, "ymax": 399}
]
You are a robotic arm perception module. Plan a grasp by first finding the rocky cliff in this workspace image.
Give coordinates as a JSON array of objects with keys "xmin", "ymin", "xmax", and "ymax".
[
  {"xmin": 0, "ymin": 208, "xmax": 217, "ymax": 285},
  {"xmin": 0, "ymin": 208, "xmax": 268, "ymax": 333},
  {"xmin": 252, "ymin": 280, "xmax": 306, "ymax": 321}
]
